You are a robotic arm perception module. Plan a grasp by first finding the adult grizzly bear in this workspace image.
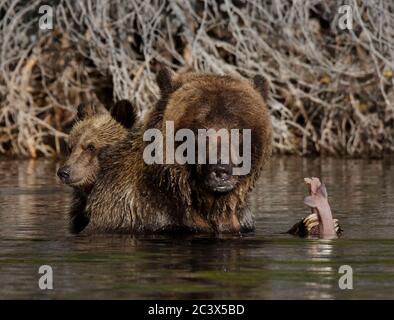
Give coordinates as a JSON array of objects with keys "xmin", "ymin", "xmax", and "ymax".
[
  {"xmin": 57, "ymin": 100, "xmax": 136, "ymax": 233},
  {"xmin": 84, "ymin": 69, "xmax": 272, "ymax": 234}
]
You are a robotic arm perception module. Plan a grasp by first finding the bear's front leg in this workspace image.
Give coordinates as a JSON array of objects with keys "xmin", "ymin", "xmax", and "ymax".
[
  {"xmin": 69, "ymin": 189, "xmax": 90, "ymax": 234},
  {"xmin": 238, "ymin": 206, "xmax": 255, "ymax": 233}
]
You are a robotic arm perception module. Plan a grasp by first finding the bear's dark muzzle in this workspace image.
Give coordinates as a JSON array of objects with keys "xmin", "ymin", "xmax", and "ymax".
[{"xmin": 204, "ymin": 164, "xmax": 236, "ymax": 193}]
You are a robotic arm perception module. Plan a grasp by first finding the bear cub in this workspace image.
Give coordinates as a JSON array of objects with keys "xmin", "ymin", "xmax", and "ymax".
[{"xmin": 57, "ymin": 100, "xmax": 136, "ymax": 233}]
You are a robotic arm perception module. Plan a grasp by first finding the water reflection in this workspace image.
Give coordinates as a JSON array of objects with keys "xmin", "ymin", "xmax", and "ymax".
[
  {"xmin": 0, "ymin": 157, "xmax": 393, "ymax": 299},
  {"xmin": 303, "ymin": 241, "xmax": 335, "ymax": 299}
]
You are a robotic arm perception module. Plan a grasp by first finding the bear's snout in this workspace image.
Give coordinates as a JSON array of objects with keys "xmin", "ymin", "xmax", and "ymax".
[{"xmin": 204, "ymin": 164, "xmax": 236, "ymax": 193}]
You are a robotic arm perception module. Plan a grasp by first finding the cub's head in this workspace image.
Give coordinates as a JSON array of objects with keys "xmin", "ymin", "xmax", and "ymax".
[
  {"xmin": 57, "ymin": 100, "xmax": 136, "ymax": 189},
  {"xmin": 152, "ymin": 68, "xmax": 272, "ymax": 197}
]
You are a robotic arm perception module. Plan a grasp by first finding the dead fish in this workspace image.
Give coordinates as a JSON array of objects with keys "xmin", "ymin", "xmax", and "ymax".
[{"xmin": 287, "ymin": 177, "xmax": 342, "ymax": 239}]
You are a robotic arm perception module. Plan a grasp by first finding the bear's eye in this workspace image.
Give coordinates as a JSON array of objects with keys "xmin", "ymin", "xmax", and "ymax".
[{"xmin": 86, "ymin": 143, "xmax": 95, "ymax": 152}]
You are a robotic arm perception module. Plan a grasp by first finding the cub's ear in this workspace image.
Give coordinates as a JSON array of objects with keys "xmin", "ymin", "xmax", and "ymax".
[
  {"xmin": 156, "ymin": 67, "xmax": 174, "ymax": 96},
  {"xmin": 252, "ymin": 75, "xmax": 270, "ymax": 101},
  {"xmin": 110, "ymin": 99, "xmax": 136, "ymax": 129},
  {"xmin": 76, "ymin": 102, "xmax": 100, "ymax": 120}
]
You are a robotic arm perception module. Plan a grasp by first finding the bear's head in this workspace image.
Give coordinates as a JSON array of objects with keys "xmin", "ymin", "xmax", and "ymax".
[
  {"xmin": 57, "ymin": 100, "xmax": 136, "ymax": 189},
  {"xmin": 146, "ymin": 68, "xmax": 272, "ymax": 216}
]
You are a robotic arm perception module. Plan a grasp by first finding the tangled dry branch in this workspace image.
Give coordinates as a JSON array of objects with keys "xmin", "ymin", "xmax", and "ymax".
[{"xmin": 0, "ymin": 0, "xmax": 393, "ymax": 157}]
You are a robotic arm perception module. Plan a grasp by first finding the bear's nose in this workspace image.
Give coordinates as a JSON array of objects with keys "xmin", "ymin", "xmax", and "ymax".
[
  {"xmin": 211, "ymin": 164, "xmax": 232, "ymax": 181},
  {"xmin": 57, "ymin": 166, "xmax": 71, "ymax": 182}
]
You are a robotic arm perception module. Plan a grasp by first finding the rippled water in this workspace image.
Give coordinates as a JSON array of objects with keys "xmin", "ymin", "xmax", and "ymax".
[{"xmin": 0, "ymin": 157, "xmax": 393, "ymax": 299}]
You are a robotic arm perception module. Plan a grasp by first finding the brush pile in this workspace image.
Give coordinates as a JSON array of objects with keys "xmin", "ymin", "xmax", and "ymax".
[{"xmin": 1, "ymin": 0, "xmax": 393, "ymax": 157}]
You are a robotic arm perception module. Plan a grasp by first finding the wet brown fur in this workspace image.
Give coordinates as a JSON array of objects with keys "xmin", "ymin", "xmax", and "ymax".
[
  {"xmin": 84, "ymin": 71, "xmax": 272, "ymax": 234},
  {"xmin": 62, "ymin": 101, "xmax": 135, "ymax": 233}
]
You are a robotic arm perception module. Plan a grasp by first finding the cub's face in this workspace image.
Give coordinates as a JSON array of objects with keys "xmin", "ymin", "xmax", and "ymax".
[
  {"xmin": 58, "ymin": 118, "xmax": 104, "ymax": 187},
  {"xmin": 57, "ymin": 100, "xmax": 136, "ymax": 189}
]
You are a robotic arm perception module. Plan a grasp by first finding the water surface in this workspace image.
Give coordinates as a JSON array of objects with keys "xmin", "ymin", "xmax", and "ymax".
[{"xmin": 0, "ymin": 157, "xmax": 393, "ymax": 299}]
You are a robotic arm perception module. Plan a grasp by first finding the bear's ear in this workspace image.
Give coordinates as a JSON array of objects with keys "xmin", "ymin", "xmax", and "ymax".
[
  {"xmin": 110, "ymin": 99, "xmax": 136, "ymax": 129},
  {"xmin": 252, "ymin": 75, "xmax": 269, "ymax": 101},
  {"xmin": 156, "ymin": 67, "xmax": 174, "ymax": 96},
  {"xmin": 76, "ymin": 102, "xmax": 100, "ymax": 120}
]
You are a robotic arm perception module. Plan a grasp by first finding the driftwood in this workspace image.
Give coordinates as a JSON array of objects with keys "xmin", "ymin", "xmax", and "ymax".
[{"xmin": 0, "ymin": 0, "xmax": 393, "ymax": 157}]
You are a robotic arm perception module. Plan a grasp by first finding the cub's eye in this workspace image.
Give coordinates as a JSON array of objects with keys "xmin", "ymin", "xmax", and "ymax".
[{"xmin": 86, "ymin": 143, "xmax": 95, "ymax": 152}]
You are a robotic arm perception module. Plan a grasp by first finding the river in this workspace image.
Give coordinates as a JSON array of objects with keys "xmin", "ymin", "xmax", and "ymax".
[{"xmin": 0, "ymin": 157, "xmax": 393, "ymax": 299}]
